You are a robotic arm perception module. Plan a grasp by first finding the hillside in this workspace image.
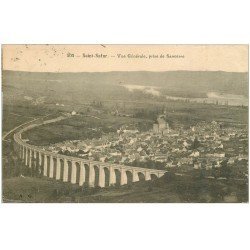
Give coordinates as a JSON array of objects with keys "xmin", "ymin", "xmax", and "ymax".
[
  {"xmin": 2, "ymin": 174, "xmax": 248, "ymax": 203},
  {"xmin": 2, "ymin": 70, "xmax": 248, "ymax": 99}
]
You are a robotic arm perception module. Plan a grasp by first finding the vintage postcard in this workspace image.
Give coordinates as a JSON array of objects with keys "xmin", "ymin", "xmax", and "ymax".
[{"xmin": 1, "ymin": 45, "xmax": 248, "ymax": 203}]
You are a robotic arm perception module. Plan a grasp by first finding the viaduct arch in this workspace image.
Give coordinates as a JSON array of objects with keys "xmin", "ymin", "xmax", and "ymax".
[{"xmin": 13, "ymin": 117, "xmax": 167, "ymax": 188}]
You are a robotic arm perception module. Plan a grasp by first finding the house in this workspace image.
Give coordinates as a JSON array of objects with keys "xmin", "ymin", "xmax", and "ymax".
[
  {"xmin": 100, "ymin": 156, "xmax": 108, "ymax": 162},
  {"xmin": 190, "ymin": 151, "xmax": 200, "ymax": 157},
  {"xmin": 193, "ymin": 162, "xmax": 201, "ymax": 169},
  {"xmin": 205, "ymin": 164, "xmax": 213, "ymax": 170}
]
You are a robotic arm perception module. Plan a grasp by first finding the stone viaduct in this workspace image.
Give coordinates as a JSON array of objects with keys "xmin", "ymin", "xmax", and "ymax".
[{"xmin": 13, "ymin": 116, "xmax": 166, "ymax": 188}]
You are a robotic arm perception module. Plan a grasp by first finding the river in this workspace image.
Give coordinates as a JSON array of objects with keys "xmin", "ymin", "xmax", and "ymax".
[
  {"xmin": 122, "ymin": 84, "xmax": 248, "ymax": 106},
  {"xmin": 165, "ymin": 92, "xmax": 248, "ymax": 106}
]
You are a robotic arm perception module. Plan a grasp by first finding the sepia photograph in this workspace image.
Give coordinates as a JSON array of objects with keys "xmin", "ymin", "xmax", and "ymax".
[
  {"xmin": 1, "ymin": 1, "xmax": 250, "ymax": 250},
  {"xmin": 1, "ymin": 44, "xmax": 248, "ymax": 203}
]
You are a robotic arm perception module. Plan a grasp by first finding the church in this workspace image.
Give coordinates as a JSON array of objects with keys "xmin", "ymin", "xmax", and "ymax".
[{"xmin": 153, "ymin": 115, "xmax": 170, "ymax": 135}]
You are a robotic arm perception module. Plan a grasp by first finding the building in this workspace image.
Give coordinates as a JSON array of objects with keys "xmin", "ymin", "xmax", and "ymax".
[{"xmin": 153, "ymin": 115, "xmax": 170, "ymax": 135}]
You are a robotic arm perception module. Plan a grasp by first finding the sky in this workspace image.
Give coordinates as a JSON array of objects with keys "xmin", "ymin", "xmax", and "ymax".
[{"xmin": 2, "ymin": 45, "xmax": 248, "ymax": 72}]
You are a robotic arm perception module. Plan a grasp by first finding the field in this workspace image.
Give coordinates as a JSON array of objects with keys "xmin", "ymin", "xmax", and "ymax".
[
  {"xmin": 21, "ymin": 101, "xmax": 248, "ymax": 146},
  {"xmin": 21, "ymin": 114, "xmax": 153, "ymax": 145},
  {"xmin": 2, "ymin": 174, "xmax": 248, "ymax": 203},
  {"xmin": 2, "ymin": 103, "xmax": 53, "ymax": 133}
]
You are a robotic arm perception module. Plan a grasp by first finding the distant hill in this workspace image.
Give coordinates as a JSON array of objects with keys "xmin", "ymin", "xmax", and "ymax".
[{"xmin": 2, "ymin": 70, "xmax": 248, "ymax": 102}]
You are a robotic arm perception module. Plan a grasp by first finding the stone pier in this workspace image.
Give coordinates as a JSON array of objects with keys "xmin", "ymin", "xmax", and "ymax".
[
  {"xmin": 89, "ymin": 163, "xmax": 95, "ymax": 187},
  {"xmin": 22, "ymin": 147, "xmax": 24, "ymax": 162},
  {"xmin": 120, "ymin": 168, "xmax": 127, "ymax": 185},
  {"xmin": 43, "ymin": 155, "xmax": 48, "ymax": 176},
  {"xmin": 132, "ymin": 170, "xmax": 139, "ymax": 182},
  {"xmin": 33, "ymin": 150, "xmax": 37, "ymax": 169},
  {"xmin": 25, "ymin": 148, "xmax": 28, "ymax": 166},
  {"xmin": 145, "ymin": 171, "xmax": 151, "ymax": 181},
  {"xmin": 109, "ymin": 166, "xmax": 116, "ymax": 186},
  {"xmin": 98, "ymin": 166, "xmax": 105, "ymax": 187},
  {"xmin": 38, "ymin": 151, "xmax": 42, "ymax": 167},
  {"xmin": 79, "ymin": 162, "xmax": 85, "ymax": 186},
  {"xmin": 63, "ymin": 159, "xmax": 68, "ymax": 182},
  {"xmin": 49, "ymin": 155, "xmax": 54, "ymax": 178},
  {"xmin": 29, "ymin": 149, "xmax": 32, "ymax": 168},
  {"xmin": 71, "ymin": 161, "xmax": 77, "ymax": 184},
  {"xmin": 56, "ymin": 158, "xmax": 61, "ymax": 180}
]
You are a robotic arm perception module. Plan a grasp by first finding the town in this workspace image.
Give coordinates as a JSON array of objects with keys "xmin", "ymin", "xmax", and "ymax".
[{"xmin": 42, "ymin": 112, "xmax": 248, "ymax": 179}]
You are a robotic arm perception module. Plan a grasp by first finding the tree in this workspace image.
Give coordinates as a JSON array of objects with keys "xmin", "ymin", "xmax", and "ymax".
[
  {"xmin": 192, "ymin": 137, "xmax": 200, "ymax": 149},
  {"xmin": 220, "ymin": 160, "xmax": 231, "ymax": 178}
]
